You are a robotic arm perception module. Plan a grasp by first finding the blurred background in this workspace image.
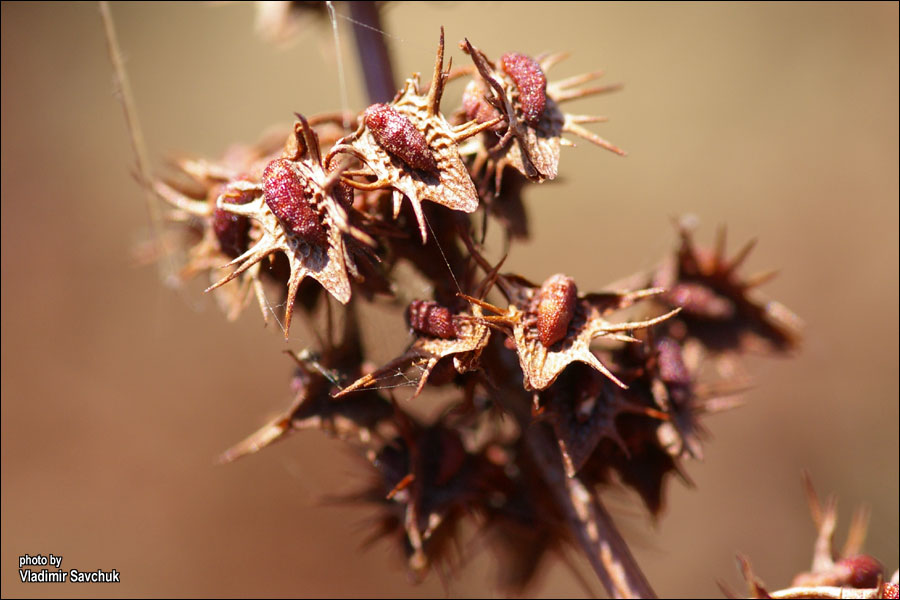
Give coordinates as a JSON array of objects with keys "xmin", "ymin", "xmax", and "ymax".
[{"xmin": 2, "ymin": 2, "xmax": 897, "ymax": 597}]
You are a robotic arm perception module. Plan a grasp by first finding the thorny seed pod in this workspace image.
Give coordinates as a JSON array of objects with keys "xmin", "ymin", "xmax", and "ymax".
[
  {"xmin": 262, "ymin": 158, "xmax": 328, "ymax": 247},
  {"xmin": 536, "ymin": 274, "xmax": 577, "ymax": 347},
  {"xmin": 353, "ymin": 424, "xmax": 477, "ymax": 581},
  {"xmin": 151, "ymin": 147, "xmax": 280, "ymax": 324},
  {"xmin": 740, "ymin": 476, "xmax": 894, "ymax": 600},
  {"xmin": 329, "ymin": 30, "xmax": 496, "ymax": 243},
  {"xmin": 203, "ymin": 115, "xmax": 373, "ymax": 338},
  {"xmin": 458, "ymin": 264, "xmax": 679, "ymax": 391},
  {"xmin": 500, "ymin": 52, "xmax": 548, "ymax": 125},
  {"xmin": 363, "ymin": 103, "xmax": 439, "ymax": 174},
  {"xmin": 653, "ymin": 223, "xmax": 802, "ymax": 354},
  {"xmin": 460, "ymin": 38, "xmax": 625, "ymax": 185},
  {"xmin": 407, "ymin": 300, "xmax": 457, "ymax": 340},
  {"xmin": 336, "ymin": 303, "xmax": 490, "ymax": 400}
]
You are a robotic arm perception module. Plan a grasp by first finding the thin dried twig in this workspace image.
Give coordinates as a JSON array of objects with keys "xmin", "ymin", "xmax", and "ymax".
[{"xmin": 99, "ymin": 1, "xmax": 176, "ymax": 286}]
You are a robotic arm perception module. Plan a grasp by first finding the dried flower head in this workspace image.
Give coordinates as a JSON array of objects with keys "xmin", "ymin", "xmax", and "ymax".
[
  {"xmin": 791, "ymin": 475, "xmax": 885, "ymax": 590},
  {"xmin": 459, "ymin": 39, "xmax": 625, "ymax": 187},
  {"xmin": 151, "ymin": 133, "xmax": 285, "ymax": 320},
  {"xmin": 465, "ymin": 270, "xmax": 680, "ymax": 391},
  {"xmin": 352, "ymin": 415, "xmax": 498, "ymax": 581},
  {"xmin": 541, "ymin": 366, "xmax": 622, "ymax": 479},
  {"xmin": 336, "ymin": 302, "xmax": 490, "ymax": 399},
  {"xmin": 328, "ymin": 29, "xmax": 499, "ymax": 243},
  {"xmin": 652, "ymin": 221, "xmax": 803, "ymax": 354},
  {"xmin": 734, "ymin": 475, "xmax": 896, "ymax": 600},
  {"xmin": 208, "ymin": 115, "xmax": 375, "ymax": 338},
  {"xmin": 520, "ymin": 351, "xmax": 695, "ymax": 514}
]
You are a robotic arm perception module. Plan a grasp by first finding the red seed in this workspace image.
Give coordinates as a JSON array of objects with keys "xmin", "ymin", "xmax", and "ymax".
[
  {"xmin": 500, "ymin": 52, "xmax": 547, "ymax": 126},
  {"xmin": 407, "ymin": 300, "xmax": 457, "ymax": 339},
  {"xmin": 665, "ymin": 282, "xmax": 735, "ymax": 319},
  {"xmin": 836, "ymin": 555, "xmax": 884, "ymax": 589},
  {"xmin": 262, "ymin": 158, "xmax": 327, "ymax": 247},
  {"xmin": 335, "ymin": 181, "xmax": 354, "ymax": 209},
  {"xmin": 363, "ymin": 103, "xmax": 439, "ymax": 174},
  {"xmin": 327, "ymin": 163, "xmax": 354, "ymax": 209},
  {"xmin": 536, "ymin": 274, "xmax": 577, "ymax": 348},
  {"xmin": 655, "ymin": 337, "xmax": 690, "ymax": 385},
  {"xmin": 462, "ymin": 79, "xmax": 502, "ymax": 129},
  {"xmin": 212, "ymin": 183, "xmax": 254, "ymax": 258}
]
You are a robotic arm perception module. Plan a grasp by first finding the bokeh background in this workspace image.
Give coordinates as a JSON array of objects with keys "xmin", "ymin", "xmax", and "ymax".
[{"xmin": 2, "ymin": 2, "xmax": 897, "ymax": 597}]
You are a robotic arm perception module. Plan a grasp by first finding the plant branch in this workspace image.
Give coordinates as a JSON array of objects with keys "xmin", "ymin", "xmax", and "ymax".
[
  {"xmin": 523, "ymin": 423, "xmax": 658, "ymax": 599},
  {"xmin": 348, "ymin": 1, "xmax": 396, "ymax": 104}
]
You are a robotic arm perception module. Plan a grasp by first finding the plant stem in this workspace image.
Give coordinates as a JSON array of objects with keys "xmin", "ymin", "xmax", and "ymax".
[
  {"xmin": 524, "ymin": 424, "xmax": 658, "ymax": 599},
  {"xmin": 348, "ymin": 1, "xmax": 396, "ymax": 104}
]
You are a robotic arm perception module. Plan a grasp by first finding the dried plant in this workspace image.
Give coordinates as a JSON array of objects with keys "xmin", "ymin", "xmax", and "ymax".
[
  {"xmin": 103, "ymin": 2, "xmax": 895, "ymax": 597},
  {"xmin": 732, "ymin": 475, "xmax": 898, "ymax": 600}
]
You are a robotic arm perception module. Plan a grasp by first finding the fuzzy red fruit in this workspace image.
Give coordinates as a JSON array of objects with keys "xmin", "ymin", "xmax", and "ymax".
[
  {"xmin": 407, "ymin": 300, "xmax": 457, "ymax": 339},
  {"xmin": 363, "ymin": 103, "xmax": 439, "ymax": 174},
  {"xmin": 500, "ymin": 52, "xmax": 547, "ymax": 126},
  {"xmin": 262, "ymin": 158, "xmax": 327, "ymax": 247},
  {"xmin": 536, "ymin": 274, "xmax": 577, "ymax": 347}
]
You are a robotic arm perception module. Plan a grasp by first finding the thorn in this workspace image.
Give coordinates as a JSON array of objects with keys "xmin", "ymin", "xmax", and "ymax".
[
  {"xmin": 727, "ymin": 237, "xmax": 758, "ymax": 274},
  {"xmin": 743, "ymin": 269, "xmax": 779, "ymax": 289}
]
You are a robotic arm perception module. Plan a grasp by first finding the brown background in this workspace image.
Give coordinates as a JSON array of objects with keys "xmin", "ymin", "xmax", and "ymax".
[{"xmin": 2, "ymin": 2, "xmax": 897, "ymax": 597}]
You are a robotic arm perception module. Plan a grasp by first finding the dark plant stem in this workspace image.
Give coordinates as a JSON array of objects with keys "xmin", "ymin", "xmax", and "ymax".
[
  {"xmin": 482, "ymin": 341, "xmax": 657, "ymax": 599},
  {"xmin": 348, "ymin": 1, "xmax": 396, "ymax": 104},
  {"xmin": 523, "ymin": 426, "xmax": 658, "ymax": 599}
]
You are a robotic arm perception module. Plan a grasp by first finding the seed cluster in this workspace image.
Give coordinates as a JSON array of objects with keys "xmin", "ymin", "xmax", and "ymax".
[{"xmin": 148, "ymin": 24, "xmax": 805, "ymax": 596}]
